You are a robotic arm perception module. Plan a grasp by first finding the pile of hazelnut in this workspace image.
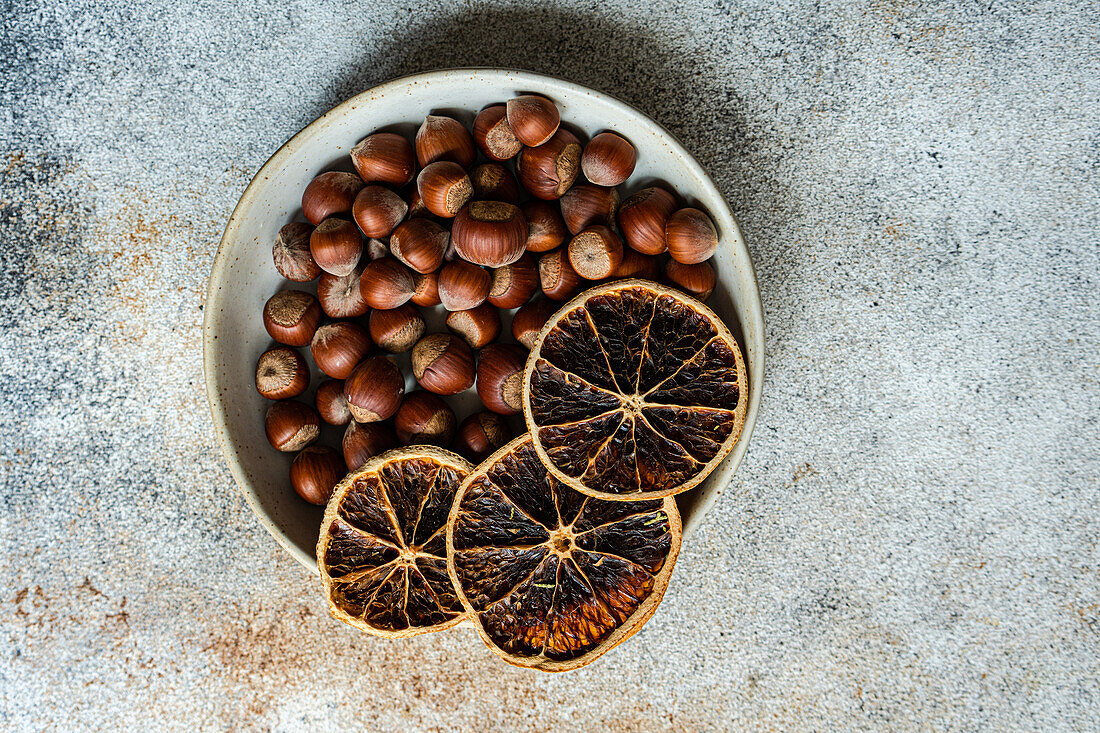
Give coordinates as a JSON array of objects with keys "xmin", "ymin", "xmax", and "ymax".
[{"xmin": 254, "ymin": 94, "xmax": 721, "ymax": 506}]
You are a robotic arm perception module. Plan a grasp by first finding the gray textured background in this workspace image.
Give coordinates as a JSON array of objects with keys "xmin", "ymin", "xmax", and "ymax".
[{"xmin": 2, "ymin": 0, "xmax": 1098, "ymax": 730}]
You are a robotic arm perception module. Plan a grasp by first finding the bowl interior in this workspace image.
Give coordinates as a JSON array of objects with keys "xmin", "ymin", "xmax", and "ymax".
[{"xmin": 205, "ymin": 69, "xmax": 764, "ymax": 572}]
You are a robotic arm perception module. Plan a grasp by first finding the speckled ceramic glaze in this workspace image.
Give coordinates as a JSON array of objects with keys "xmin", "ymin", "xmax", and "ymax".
[{"xmin": 204, "ymin": 69, "xmax": 765, "ymax": 572}]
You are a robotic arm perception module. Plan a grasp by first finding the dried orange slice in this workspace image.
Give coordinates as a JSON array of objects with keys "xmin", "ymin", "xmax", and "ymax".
[
  {"xmin": 317, "ymin": 446, "xmax": 471, "ymax": 637},
  {"xmin": 447, "ymin": 435, "xmax": 681, "ymax": 671},
  {"xmin": 523, "ymin": 279, "xmax": 747, "ymax": 500}
]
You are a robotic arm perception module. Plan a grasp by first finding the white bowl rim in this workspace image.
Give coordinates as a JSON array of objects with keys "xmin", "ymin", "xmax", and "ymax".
[{"xmin": 204, "ymin": 67, "xmax": 766, "ymax": 572}]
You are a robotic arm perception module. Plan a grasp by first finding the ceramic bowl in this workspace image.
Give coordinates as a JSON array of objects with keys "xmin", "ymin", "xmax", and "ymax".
[{"xmin": 204, "ymin": 69, "xmax": 764, "ymax": 572}]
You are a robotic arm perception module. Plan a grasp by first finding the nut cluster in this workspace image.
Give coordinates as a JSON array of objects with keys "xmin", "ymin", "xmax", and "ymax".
[{"xmin": 255, "ymin": 94, "xmax": 723, "ymax": 504}]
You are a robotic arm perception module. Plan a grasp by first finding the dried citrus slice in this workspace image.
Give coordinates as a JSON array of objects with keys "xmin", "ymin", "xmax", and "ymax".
[
  {"xmin": 317, "ymin": 446, "xmax": 471, "ymax": 637},
  {"xmin": 447, "ymin": 435, "xmax": 681, "ymax": 671},
  {"xmin": 523, "ymin": 279, "xmax": 747, "ymax": 500}
]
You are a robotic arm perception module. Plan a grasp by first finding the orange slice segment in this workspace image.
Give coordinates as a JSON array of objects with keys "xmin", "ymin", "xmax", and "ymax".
[
  {"xmin": 447, "ymin": 435, "xmax": 681, "ymax": 671},
  {"xmin": 523, "ymin": 280, "xmax": 747, "ymax": 499},
  {"xmin": 317, "ymin": 446, "xmax": 472, "ymax": 637}
]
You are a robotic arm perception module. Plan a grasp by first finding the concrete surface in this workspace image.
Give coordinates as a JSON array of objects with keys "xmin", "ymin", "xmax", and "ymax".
[{"xmin": 1, "ymin": 0, "xmax": 1098, "ymax": 730}]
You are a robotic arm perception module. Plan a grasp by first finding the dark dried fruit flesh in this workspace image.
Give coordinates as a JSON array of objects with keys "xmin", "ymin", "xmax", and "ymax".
[
  {"xmin": 317, "ymin": 447, "xmax": 472, "ymax": 637},
  {"xmin": 523, "ymin": 280, "xmax": 747, "ymax": 499},
  {"xmin": 447, "ymin": 435, "xmax": 680, "ymax": 672}
]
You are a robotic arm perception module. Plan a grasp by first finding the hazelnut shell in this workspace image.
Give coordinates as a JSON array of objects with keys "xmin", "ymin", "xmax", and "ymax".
[
  {"xmin": 369, "ymin": 304, "xmax": 426, "ymax": 353},
  {"xmin": 521, "ymin": 200, "xmax": 568, "ymax": 253},
  {"xmin": 343, "ymin": 356, "xmax": 405, "ymax": 423},
  {"xmin": 487, "ymin": 252, "xmax": 539, "ymax": 309},
  {"xmin": 350, "ymin": 132, "xmax": 415, "ymax": 187},
  {"xmin": 437, "ymin": 260, "xmax": 492, "ymax": 311},
  {"xmin": 417, "ymin": 161, "xmax": 473, "ymax": 218},
  {"xmin": 343, "ymin": 420, "xmax": 398, "ymax": 471},
  {"xmin": 665, "ymin": 208, "xmax": 719, "ymax": 264},
  {"xmin": 618, "ymin": 186, "xmax": 677, "ymax": 255},
  {"xmin": 290, "ymin": 446, "xmax": 345, "ymax": 505},
  {"xmin": 315, "ymin": 379, "xmax": 352, "ymax": 426},
  {"xmin": 394, "ymin": 391, "xmax": 456, "ymax": 447},
  {"xmin": 581, "ymin": 132, "xmax": 637, "ymax": 187},
  {"xmin": 255, "ymin": 347, "xmax": 310, "ymax": 400},
  {"xmin": 476, "ymin": 343, "xmax": 527, "ymax": 415},
  {"xmin": 451, "ymin": 201, "xmax": 528, "ymax": 268},
  {"xmin": 272, "ymin": 222, "xmax": 320, "ymax": 282},
  {"xmin": 415, "ymin": 115, "xmax": 476, "ymax": 168},
  {"xmin": 301, "ymin": 171, "xmax": 364, "ymax": 226},
  {"xmin": 512, "ymin": 299, "xmax": 559, "ymax": 349},
  {"xmin": 310, "ymin": 217, "xmax": 363, "ymax": 277},
  {"xmin": 454, "ymin": 412, "xmax": 511, "ymax": 462},
  {"xmin": 516, "ymin": 128, "xmax": 581, "ymax": 200},
  {"xmin": 352, "ymin": 185, "xmax": 408, "ymax": 239},
  {"xmin": 265, "ymin": 400, "xmax": 321, "ymax": 452},
  {"xmin": 310, "ymin": 321, "xmax": 372, "ymax": 380},
  {"xmin": 473, "ymin": 105, "xmax": 522, "ymax": 161},
  {"xmin": 262, "ymin": 290, "xmax": 322, "ymax": 347},
  {"xmin": 506, "ymin": 95, "xmax": 561, "ymax": 147},
  {"xmin": 411, "ymin": 333, "xmax": 475, "ymax": 395},
  {"xmin": 317, "ymin": 265, "xmax": 369, "ymax": 318},
  {"xmin": 359, "ymin": 258, "xmax": 416, "ymax": 310},
  {"xmin": 445, "ymin": 302, "xmax": 502, "ymax": 349}
]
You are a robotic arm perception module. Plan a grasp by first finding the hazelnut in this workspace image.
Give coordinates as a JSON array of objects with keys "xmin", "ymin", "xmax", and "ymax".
[
  {"xmin": 567, "ymin": 225, "xmax": 624, "ymax": 280},
  {"xmin": 315, "ymin": 379, "xmax": 352, "ymax": 426},
  {"xmin": 310, "ymin": 217, "xmax": 363, "ymax": 276},
  {"xmin": 472, "ymin": 105, "xmax": 522, "ymax": 161},
  {"xmin": 350, "ymin": 132, "xmax": 415, "ymax": 187},
  {"xmin": 343, "ymin": 420, "xmax": 398, "ymax": 471},
  {"xmin": 470, "ymin": 163, "xmax": 520, "ymax": 203},
  {"xmin": 663, "ymin": 259, "xmax": 716, "ymax": 301},
  {"xmin": 454, "ymin": 412, "xmax": 511, "ymax": 462},
  {"xmin": 410, "ymin": 270, "xmax": 441, "ymax": 307},
  {"xmin": 415, "ymin": 114, "xmax": 476, "ymax": 168},
  {"xmin": 437, "ymin": 260, "xmax": 491, "ymax": 311},
  {"xmin": 581, "ymin": 132, "xmax": 637, "ymax": 187},
  {"xmin": 665, "ymin": 208, "xmax": 718, "ymax": 264},
  {"xmin": 263, "ymin": 290, "xmax": 322, "ymax": 346},
  {"xmin": 411, "ymin": 333, "xmax": 475, "ymax": 395},
  {"xmin": 445, "ymin": 302, "xmax": 501, "ymax": 348},
  {"xmin": 394, "ymin": 391, "xmax": 456, "ymax": 447},
  {"xmin": 402, "ymin": 184, "xmax": 431, "ymax": 218},
  {"xmin": 539, "ymin": 247, "xmax": 584, "ymax": 301},
  {"xmin": 366, "ymin": 238, "xmax": 389, "ymax": 260},
  {"xmin": 301, "ymin": 171, "xmax": 364, "ymax": 225},
  {"xmin": 521, "ymin": 200, "xmax": 568, "ymax": 252},
  {"xmin": 389, "ymin": 217, "xmax": 447, "ymax": 274},
  {"xmin": 451, "ymin": 202, "xmax": 528, "ymax": 267},
  {"xmin": 255, "ymin": 346, "xmax": 309, "ymax": 400},
  {"xmin": 443, "ymin": 236, "xmax": 458, "ymax": 262},
  {"xmin": 487, "ymin": 252, "xmax": 539, "ymax": 309},
  {"xmin": 265, "ymin": 400, "xmax": 321, "ymax": 452},
  {"xmin": 359, "ymin": 258, "xmax": 416, "ymax": 309},
  {"xmin": 506, "ymin": 95, "xmax": 560, "ymax": 147},
  {"xmin": 290, "ymin": 446, "xmax": 345, "ymax": 505},
  {"xmin": 310, "ymin": 321, "xmax": 372, "ymax": 380},
  {"xmin": 416, "ymin": 161, "xmax": 473, "ymax": 218},
  {"xmin": 344, "ymin": 356, "xmax": 405, "ymax": 423},
  {"xmin": 317, "ymin": 265, "xmax": 369, "ymax": 318},
  {"xmin": 369, "ymin": 304, "xmax": 426, "ymax": 353},
  {"xmin": 560, "ymin": 183, "xmax": 620, "ymax": 235},
  {"xmin": 352, "ymin": 185, "xmax": 408, "ymax": 239},
  {"xmin": 476, "ymin": 344, "xmax": 527, "ymax": 415},
  {"xmin": 611, "ymin": 248, "xmax": 659, "ymax": 280},
  {"xmin": 511, "ymin": 299, "xmax": 558, "ymax": 349},
  {"xmin": 618, "ymin": 186, "xmax": 676, "ymax": 255},
  {"xmin": 272, "ymin": 222, "xmax": 320, "ymax": 282},
  {"xmin": 516, "ymin": 128, "xmax": 581, "ymax": 200}
]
